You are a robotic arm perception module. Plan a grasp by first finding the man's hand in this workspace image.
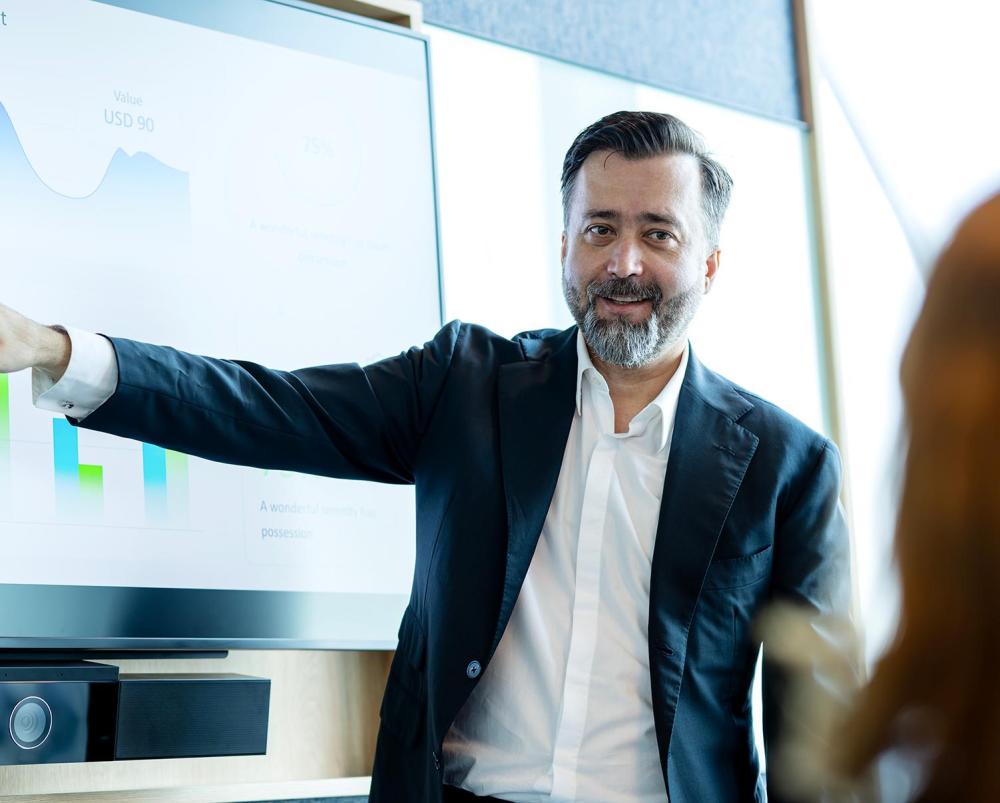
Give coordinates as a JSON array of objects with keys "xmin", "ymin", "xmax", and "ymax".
[{"xmin": 0, "ymin": 302, "xmax": 71, "ymax": 380}]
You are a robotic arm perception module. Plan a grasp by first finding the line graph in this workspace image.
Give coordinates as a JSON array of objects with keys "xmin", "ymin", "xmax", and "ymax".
[{"xmin": 0, "ymin": 99, "xmax": 192, "ymax": 264}]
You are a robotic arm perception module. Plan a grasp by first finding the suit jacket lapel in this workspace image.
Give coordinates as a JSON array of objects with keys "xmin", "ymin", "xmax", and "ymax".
[
  {"xmin": 492, "ymin": 327, "xmax": 578, "ymax": 654},
  {"xmin": 647, "ymin": 351, "xmax": 759, "ymax": 766}
]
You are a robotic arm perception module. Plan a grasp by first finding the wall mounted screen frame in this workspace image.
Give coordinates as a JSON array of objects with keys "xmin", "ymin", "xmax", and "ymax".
[{"xmin": 0, "ymin": 0, "xmax": 444, "ymax": 651}]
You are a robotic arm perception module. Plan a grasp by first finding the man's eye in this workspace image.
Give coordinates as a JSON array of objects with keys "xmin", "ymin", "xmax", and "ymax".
[
  {"xmin": 649, "ymin": 230, "xmax": 675, "ymax": 242},
  {"xmin": 588, "ymin": 225, "xmax": 613, "ymax": 236}
]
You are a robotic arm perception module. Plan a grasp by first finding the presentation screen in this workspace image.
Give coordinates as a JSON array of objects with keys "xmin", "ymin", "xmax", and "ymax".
[{"xmin": 0, "ymin": 0, "xmax": 441, "ymax": 648}]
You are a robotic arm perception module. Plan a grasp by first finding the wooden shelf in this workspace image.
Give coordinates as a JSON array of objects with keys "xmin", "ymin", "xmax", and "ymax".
[{"xmin": 306, "ymin": 0, "xmax": 422, "ymax": 30}]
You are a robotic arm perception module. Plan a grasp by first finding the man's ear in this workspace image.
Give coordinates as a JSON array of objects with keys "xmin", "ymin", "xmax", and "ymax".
[
  {"xmin": 560, "ymin": 231, "xmax": 568, "ymax": 267},
  {"xmin": 704, "ymin": 249, "xmax": 721, "ymax": 293}
]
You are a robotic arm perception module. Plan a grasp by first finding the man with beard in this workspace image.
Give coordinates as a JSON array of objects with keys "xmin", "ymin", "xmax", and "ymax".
[{"xmin": 1, "ymin": 111, "xmax": 849, "ymax": 802}]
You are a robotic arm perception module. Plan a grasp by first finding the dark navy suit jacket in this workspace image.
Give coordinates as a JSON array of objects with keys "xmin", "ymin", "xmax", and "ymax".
[{"xmin": 78, "ymin": 321, "xmax": 850, "ymax": 802}]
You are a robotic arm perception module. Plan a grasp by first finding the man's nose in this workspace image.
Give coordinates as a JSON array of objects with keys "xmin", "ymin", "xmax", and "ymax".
[{"xmin": 608, "ymin": 238, "xmax": 643, "ymax": 278}]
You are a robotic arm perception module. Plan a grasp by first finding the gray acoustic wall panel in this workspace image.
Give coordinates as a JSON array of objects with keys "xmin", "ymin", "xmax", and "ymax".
[{"xmin": 423, "ymin": 0, "xmax": 802, "ymax": 123}]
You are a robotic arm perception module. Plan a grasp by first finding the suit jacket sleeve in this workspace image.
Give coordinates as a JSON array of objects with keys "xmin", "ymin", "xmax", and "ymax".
[
  {"xmin": 763, "ymin": 439, "xmax": 853, "ymax": 802},
  {"xmin": 75, "ymin": 321, "xmax": 465, "ymax": 484}
]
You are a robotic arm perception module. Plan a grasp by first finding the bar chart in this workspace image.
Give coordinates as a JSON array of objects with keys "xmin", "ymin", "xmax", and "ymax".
[
  {"xmin": 48, "ymin": 419, "xmax": 190, "ymax": 523},
  {"xmin": 0, "ymin": 367, "xmax": 414, "ymax": 595}
]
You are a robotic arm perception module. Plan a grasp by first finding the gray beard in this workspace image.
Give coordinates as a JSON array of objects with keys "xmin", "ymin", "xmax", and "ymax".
[{"xmin": 563, "ymin": 275, "xmax": 702, "ymax": 368}]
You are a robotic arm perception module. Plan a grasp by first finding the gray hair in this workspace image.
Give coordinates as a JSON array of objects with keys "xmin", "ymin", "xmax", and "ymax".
[{"xmin": 560, "ymin": 110, "xmax": 733, "ymax": 248}]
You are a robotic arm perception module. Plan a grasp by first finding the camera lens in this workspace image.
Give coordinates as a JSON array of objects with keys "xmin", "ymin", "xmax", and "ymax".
[{"xmin": 9, "ymin": 697, "xmax": 52, "ymax": 750}]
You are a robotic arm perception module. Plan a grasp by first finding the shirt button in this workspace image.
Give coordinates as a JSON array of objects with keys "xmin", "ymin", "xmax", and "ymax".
[
  {"xmin": 61, "ymin": 401, "xmax": 74, "ymax": 410},
  {"xmin": 465, "ymin": 660, "xmax": 482, "ymax": 679}
]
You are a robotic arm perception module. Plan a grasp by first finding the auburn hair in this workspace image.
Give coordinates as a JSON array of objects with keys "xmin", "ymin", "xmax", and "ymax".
[{"xmin": 838, "ymin": 194, "xmax": 1000, "ymax": 801}]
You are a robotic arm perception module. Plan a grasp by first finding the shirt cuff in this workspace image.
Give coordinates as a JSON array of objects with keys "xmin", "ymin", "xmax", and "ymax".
[{"xmin": 32, "ymin": 326, "xmax": 119, "ymax": 420}]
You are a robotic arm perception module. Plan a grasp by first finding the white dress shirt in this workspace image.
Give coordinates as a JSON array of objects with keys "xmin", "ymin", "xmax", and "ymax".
[
  {"xmin": 443, "ymin": 331, "xmax": 687, "ymax": 802},
  {"xmin": 33, "ymin": 327, "xmax": 687, "ymax": 802}
]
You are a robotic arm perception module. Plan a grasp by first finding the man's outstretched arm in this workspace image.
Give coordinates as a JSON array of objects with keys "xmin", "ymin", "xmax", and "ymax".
[{"xmin": 1, "ymin": 301, "xmax": 464, "ymax": 484}]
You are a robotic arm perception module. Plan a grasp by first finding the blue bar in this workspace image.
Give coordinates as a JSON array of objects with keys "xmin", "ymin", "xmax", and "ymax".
[
  {"xmin": 53, "ymin": 419, "xmax": 79, "ymax": 478},
  {"xmin": 53, "ymin": 419, "xmax": 80, "ymax": 512},
  {"xmin": 143, "ymin": 443, "xmax": 168, "ymax": 521}
]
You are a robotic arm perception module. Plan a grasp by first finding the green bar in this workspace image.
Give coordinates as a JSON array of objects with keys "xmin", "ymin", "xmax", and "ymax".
[
  {"xmin": 0, "ymin": 374, "xmax": 9, "ymax": 493},
  {"xmin": 165, "ymin": 449, "xmax": 188, "ymax": 483},
  {"xmin": 78, "ymin": 464, "xmax": 104, "ymax": 495},
  {"xmin": 78, "ymin": 463, "xmax": 104, "ymax": 519},
  {"xmin": 0, "ymin": 374, "xmax": 10, "ymax": 442},
  {"xmin": 78, "ymin": 463, "xmax": 103, "ymax": 517},
  {"xmin": 166, "ymin": 450, "xmax": 189, "ymax": 521}
]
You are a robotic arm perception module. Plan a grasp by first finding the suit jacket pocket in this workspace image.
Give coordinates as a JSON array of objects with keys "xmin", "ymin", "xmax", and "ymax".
[
  {"xmin": 379, "ymin": 671, "xmax": 426, "ymax": 745},
  {"xmin": 395, "ymin": 606, "xmax": 427, "ymax": 672},
  {"xmin": 379, "ymin": 607, "xmax": 428, "ymax": 745},
  {"xmin": 703, "ymin": 544, "xmax": 772, "ymax": 590}
]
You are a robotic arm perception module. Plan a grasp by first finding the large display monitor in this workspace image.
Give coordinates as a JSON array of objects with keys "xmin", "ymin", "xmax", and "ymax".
[{"xmin": 0, "ymin": 0, "xmax": 442, "ymax": 649}]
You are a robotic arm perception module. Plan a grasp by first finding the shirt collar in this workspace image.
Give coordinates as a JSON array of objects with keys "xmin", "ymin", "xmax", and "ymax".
[{"xmin": 574, "ymin": 329, "xmax": 689, "ymax": 453}]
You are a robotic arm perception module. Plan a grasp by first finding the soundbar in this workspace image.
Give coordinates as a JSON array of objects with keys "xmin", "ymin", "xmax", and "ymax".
[{"xmin": 0, "ymin": 662, "xmax": 269, "ymax": 765}]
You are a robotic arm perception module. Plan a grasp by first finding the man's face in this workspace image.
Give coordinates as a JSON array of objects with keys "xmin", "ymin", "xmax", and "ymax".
[{"xmin": 561, "ymin": 151, "xmax": 720, "ymax": 368}]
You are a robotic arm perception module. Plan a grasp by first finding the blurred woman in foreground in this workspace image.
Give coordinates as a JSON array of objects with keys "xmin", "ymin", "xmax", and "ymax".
[
  {"xmin": 762, "ymin": 193, "xmax": 1000, "ymax": 803},
  {"xmin": 837, "ymin": 192, "xmax": 1000, "ymax": 801}
]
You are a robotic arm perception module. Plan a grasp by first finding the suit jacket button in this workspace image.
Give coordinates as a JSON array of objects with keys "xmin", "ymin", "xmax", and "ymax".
[
  {"xmin": 465, "ymin": 660, "xmax": 482, "ymax": 679},
  {"xmin": 432, "ymin": 750, "xmax": 441, "ymax": 770}
]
